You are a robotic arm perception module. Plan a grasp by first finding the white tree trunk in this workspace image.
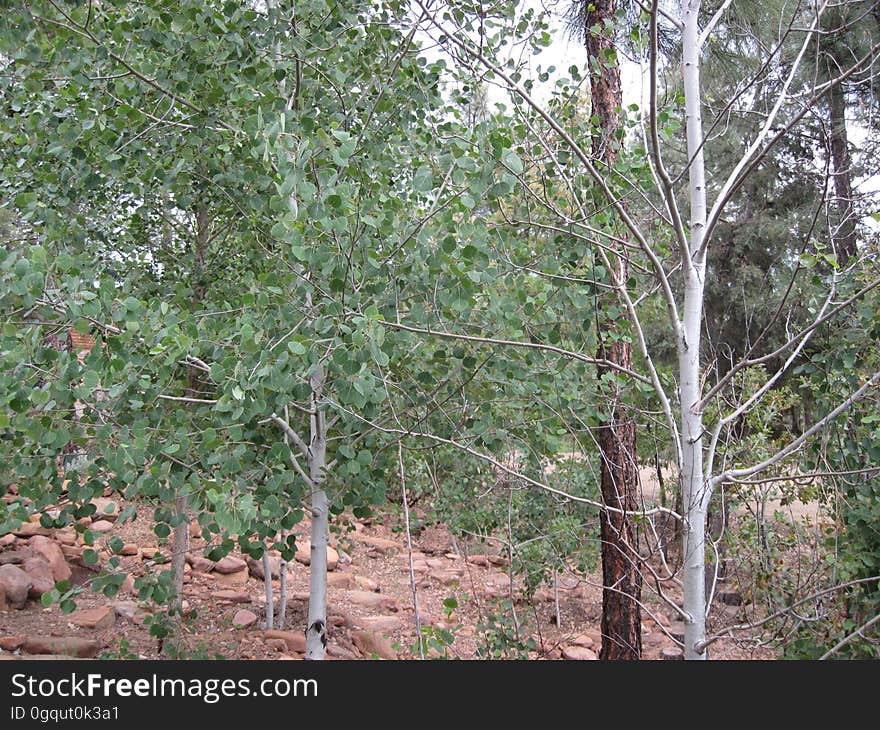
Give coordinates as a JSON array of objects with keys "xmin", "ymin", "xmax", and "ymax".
[
  {"xmin": 278, "ymin": 559, "xmax": 288, "ymax": 629},
  {"xmin": 680, "ymin": 0, "xmax": 710, "ymax": 660},
  {"xmin": 305, "ymin": 366, "xmax": 328, "ymax": 660},
  {"xmin": 263, "ymin": 548, "xmax": 274, "ymax": 630}
]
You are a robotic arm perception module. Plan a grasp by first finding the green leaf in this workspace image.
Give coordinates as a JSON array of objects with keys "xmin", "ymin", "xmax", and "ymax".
[
  {"xmin": 82, "ymin": 370, "xmax": 100, "ymax": 389},
  {"xmin": 502, "ymin": 150, "xmax": 523, "ymax": 175}
]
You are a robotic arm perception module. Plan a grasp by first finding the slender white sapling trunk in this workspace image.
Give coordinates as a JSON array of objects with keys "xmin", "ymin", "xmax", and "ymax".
[
  {"xmin": 305, "ymin": 366, "xmax": 328, "ymax": 659},
  {"xmin": 680, "ymin": 0, "xmax": 711, "ymax": 659},
  {"xmin": 263, "ymin": 547, "xmax": 274, "ymax": 630},
  {"xmin": 278, "ymin": 559, "xmax": 288, "ymax": 629}
]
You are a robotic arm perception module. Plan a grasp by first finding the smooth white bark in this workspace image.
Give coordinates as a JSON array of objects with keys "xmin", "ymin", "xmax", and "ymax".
[
  {"xmin": 263, "ymin": 548, "xmax": 274, "ymax": 630},
  {"xmin": 680, "ymin": 0, "xmax": 710, "ymax": 660},
  {"xmin": 278, "ymin": 559, "xmax": 288, "ymax": 629},
  {"xmin": 305, "ymin": 366, "xmax": 328, "ymax": 660}
]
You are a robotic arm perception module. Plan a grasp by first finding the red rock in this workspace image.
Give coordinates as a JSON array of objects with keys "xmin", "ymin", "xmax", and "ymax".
[
  {"xmin": 113, "ymin": 601, "xmax": 150, "ymax": 626},
  {"xmin": 294, "ymin": 541, "xmax": 339, "ymax": 571},
  {"xmin": 467, "ymin": 555, "xmax": 490, "ymax": 567},
  {"xmin": 111, "ymin": 601, "xmax": 137, "ymax": 621},
  {"xmin": 89, "ymin": 498, "xmax": 119, "ymax": 521},
  {"xmin": 263, "ymin": 630, "xmax": 306, "ymax": 653},
  {"xmin": 186, "ymin": 554, "xmax": 215, "ymax": 573},
  {"xmin": 119, "ymin": 543, "xmax": 139, "ymax": 557},
  {"xmin": 582, "ymin": 628, "xmax": 602, "ymax": 645},
  {"xmin": 480, "ymin": 584, "xmax": 505, "ymax": 599},
  {"xmin": 661, "ymin": 647, "xmax": 684, "ymax": 660},
  {"xmin": 571, "ymin": 634, "xmax": 595, "ymax": 648},
  {"xmin": 232, "ymin": 609, "xmax": 258, "ymax": 628},
  {"xmin": 0, "ymin": 636, "xmax": 24, "ymax": 651},
  {"xmin": 327, "ymin": 644, "xmax": 358, "ymax": 659},
  {"xmin": 214, "ymin": 590, "xmax": 251, "ymax": 603},
  {"xmin": 327, "ymin": 572, "xmax": 353, "ymax": 589},
  {"xmin": 140, "ymin": 547, "xmax": 164, "ymax": 560},
  {"xmin": 60, "ymin": 544, "xmax": 82, "ymax": 560},
  {"xmin": 265, "ymin": 638, "xmax": 288, "ymax": 652},
  {"xmin": 352, "ymin": 631, "xmax": 397, "ymax": 660},
  {"xmin": 486, "ymin": 573, "xmax": 511, "ymax": 588},
  {"xmin": 90, "ymin": 520, "xmax": 114, "ymax": 533},
  {"xmin": 354, "ymin": 575, "xmax": 379, "ymax": 592},
  {"xmin": 68, "ymin": 606, "xmax": 115, "ymax": 631},
  {"xmin": 29, "ymin": 536, "xmax": 72, "ymax": 582},
  {"xmin": 55, "ymin": 530, "xmax": 77, "ymax": 546},
  {"xmin": 244, "ymin": 553, "xmax": 282, "ymax": 580},
  {"xmin": 214, "ymin": 567, "xmax": 249, "ymax": 587},
  {"xmin": 0, "ymin": 547, "xmax": 27, "ymax": 565},
  {"xmin": 487, "ymin": 555, "xmax": 508, "ymax": 566},
  {"xmin": 13, "ymin": 523, "xmax": 51, "ymax": 538},
  {"xmin": 356, "ymin": 615, "xmax": 403, "ymax": 632},
  {"xmin": 354, "ymin": 535, "xmax": 400, "ymax": 553},
  {"xmin": 344, "ymin": 590, "xmax": 398, "ymax": 612},
  {"xmin": 213, "ymin": 556, "xmax": 247, "ymax": 574},
  {"xmin": 21, "ymin": 636, "xmax": 102, "ymax": 658},
  {"xmin": 562, "ymin": 645, "xmax": 598, "ymax": 660},
  {"xmin": 326, "ymin": 545, "xmax": 340, "ymax": 570},
  {"xmin": 0, "ymin": 534, "xmax": 17, "ymax": 547},
  {"xmin": 22, "ymin": 557, "xmax": 54, "ymax": 598},
  {"xmin": 429, "ymin": 568, "xmax": 463, "ymax": 585}
]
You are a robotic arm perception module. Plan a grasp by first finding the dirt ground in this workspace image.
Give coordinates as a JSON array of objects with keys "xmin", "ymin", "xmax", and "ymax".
[{"xmin": 0, "ymin": 475, "xmax": 787, "ymax": 661}]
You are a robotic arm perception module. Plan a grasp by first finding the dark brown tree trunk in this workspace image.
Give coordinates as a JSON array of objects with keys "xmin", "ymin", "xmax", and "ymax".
[{"xmin": 584, "ymin": 0, "xmax": 642, "ymax": 661}]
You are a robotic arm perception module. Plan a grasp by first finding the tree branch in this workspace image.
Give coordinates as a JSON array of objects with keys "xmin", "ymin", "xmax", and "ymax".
[
  {"xmin": 377, "ymin": 320, "xmax": 652, "ymax": 385},
  {"xmin": 711, "ymin": 370, "xmax": 880, "ymax": 487},
  {"xmin": 261, "ymin": 412, "xmax": 311, "ymax": 459}
]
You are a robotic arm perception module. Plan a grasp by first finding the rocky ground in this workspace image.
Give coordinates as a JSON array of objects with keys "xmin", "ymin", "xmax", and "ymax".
[{"xmin": 0, "ymin": 487, "xmax": 775, "ymax": 661}]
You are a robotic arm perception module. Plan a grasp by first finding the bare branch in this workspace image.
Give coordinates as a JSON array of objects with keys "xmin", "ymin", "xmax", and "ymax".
[
  {"xmin": 377, "ymin": 319, "xmax": 652, "ymax": 385},
  {"xmin": 157, "ymin": 394, "xmax": 217, "ymax": 405},
  {"xmin": 328, "ymin": 398, "xmax": 682, "ymax": 522},
  {"xmin": 819, "ymin": 613, "xmax": 880, "ymax": 660},
  {"xmin": 648, "ymin": 0, "xmax": 690, "ymax": 261},
  {"xmin": 699, "ymin": 278, "xmax": 880, "ymax": 410},
  {"xmin": 261, "ymin": 412, "xmax": 311, "ymax": 460},
  {"xmin": 696, "ymin": 576, "xmax": 880, "ymax": 652},
  {"xmin": 711, "ymin": 370, "xmax": 880, "ymax": 487},
  {"xmin": 698, "ymin": 0, "xmax": 734, "ymax": 48}
]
